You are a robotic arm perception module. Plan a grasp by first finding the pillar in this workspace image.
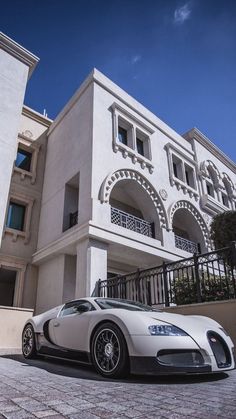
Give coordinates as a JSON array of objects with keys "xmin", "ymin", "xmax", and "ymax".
[{"xmin": 75, "ymin": 238, "xmax": 108, "ymax": 298}]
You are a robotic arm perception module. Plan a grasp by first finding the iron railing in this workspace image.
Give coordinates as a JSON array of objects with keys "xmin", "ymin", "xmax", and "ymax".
[
  {"xmin": 96, "ymin": 243, "xmax": 236, "ymax": 307},
  {"xmin": 175, "ymin": 234, "xmax": 198, "ymax": 254},
  {"xmin": 111, "ymin": 207, "xmax": 154, "ymax": 238},
  {"xmin": 69, "ymin": 211, "xmax": 78, "ymax": 228}
]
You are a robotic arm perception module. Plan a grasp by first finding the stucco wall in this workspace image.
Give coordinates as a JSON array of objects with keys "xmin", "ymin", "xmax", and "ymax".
[
  {"xmin": 0, "ymin": 306, "xmax": 33, "ymax": 353},
  {"xmin": 0, "ymin": 49, "xmax": 29, "ymax": 245},
  {"xmin": 163, "ymin": 299, "xmax": 236, "ymax": 347}
]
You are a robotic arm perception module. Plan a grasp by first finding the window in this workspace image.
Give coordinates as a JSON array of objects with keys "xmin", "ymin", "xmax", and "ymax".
[
  {"xmin": 15, "ymin": 147, "xmax": 32, "ymax": 172},
  {"xmin": 173, "ymin": 162, "xmax": 178, "ymax": 178},
  {"xmin": 206, "ymin": 182, "xmax": 214, "ymax": 198},
  {"xmin": 6, "ymin": 202, "xmax": 26, "ymax": 231},
  {"xmin": 172, "ymin": 155, "xmax": 183, "ymax": 181},
  {"xmin": 60, "ymin": 300, "xmax": 95, "ymax": 317},
  {"xmin": 112, "ymin": 103, "xmax": 154, "ymax": 173},
  {"xmin": 118, "ymin": 126, "xmax": 128, "ymax": 145},
  {"xmin": 62, "ymin": 173, "xmax": 79, "ymax": 232},
  {"xmin": 136, "ymin": 137, "xmax": 144, "ymax": 156},
  {"xmin": 222, "ymin": 193, "xmax": 229, "ymax": 208},
  {"xmin": 184, "ymin": 164, "xmax": 195, "ymax": 189}
]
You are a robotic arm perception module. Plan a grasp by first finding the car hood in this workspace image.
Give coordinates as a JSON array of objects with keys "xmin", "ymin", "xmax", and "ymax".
[{"xmin": 112, "ymin": 310, "xmax": 222, "ymax": 337}]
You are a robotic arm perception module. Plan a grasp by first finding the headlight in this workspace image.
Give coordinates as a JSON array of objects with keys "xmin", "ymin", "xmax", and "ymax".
[{"xmin": 148, "ymin": 324, "xmax": 188, "ymax": 336}]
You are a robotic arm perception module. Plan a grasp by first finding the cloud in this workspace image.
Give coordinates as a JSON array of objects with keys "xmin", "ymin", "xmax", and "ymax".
[
  {"xmin": 174, "ymin": 3, "xmax": 192, "ymax": 25},
  {"xmin": 131, "ymin": 55, "xmax": 142, "ymax": 64}
]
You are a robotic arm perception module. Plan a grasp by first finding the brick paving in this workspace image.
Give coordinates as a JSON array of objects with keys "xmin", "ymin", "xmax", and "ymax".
[{"xmin": 0, "ymin": 355, "xmax": 236, "ymax": 418}]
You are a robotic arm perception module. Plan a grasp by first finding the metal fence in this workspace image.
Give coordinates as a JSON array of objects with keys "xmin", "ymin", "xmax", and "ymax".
[
  {"xmin": 96, "ymin": 243, "xmax": 236, "ymax": 307},
  {"xmin": 111, "ymin": 207, "xmax": 154, "ymax": 238}
]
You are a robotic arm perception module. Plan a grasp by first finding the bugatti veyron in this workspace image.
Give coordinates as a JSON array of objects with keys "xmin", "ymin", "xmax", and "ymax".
[{"xmin": 22, "ymin": 298, "xmax": 235, "ymax": 378}]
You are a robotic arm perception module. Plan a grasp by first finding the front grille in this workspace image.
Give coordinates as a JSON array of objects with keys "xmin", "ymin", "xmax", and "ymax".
[
  {"xmin": 157, "ymin": 350, "xmax": 204, "ymax": 367},
  {"xmin": 207, "ymin": 331, "xmax": 231, "ymax": 368}
]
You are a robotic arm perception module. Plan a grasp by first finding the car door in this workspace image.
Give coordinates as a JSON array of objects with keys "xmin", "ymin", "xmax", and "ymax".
[{"xmin": 51, "ymin": 300, "xmax": 95, "ymax": 351}]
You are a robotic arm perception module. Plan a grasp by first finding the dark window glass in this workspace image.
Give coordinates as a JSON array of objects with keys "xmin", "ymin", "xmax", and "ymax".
[
  {"xmin": 222, "ymin": 193, "xmax": 229, "ymax": 207},
  {"xmin": 185, "ymin": 170, "xmax": 190, "ymax": 186},
  {"xmin": 6, "ymin": 202, "xmax": 26, "ymax": 231},
  {"xmin": 118, "ymin": 126, "xmax": 127, "ymax": 145},
  {"xmin": 136, "ymin": 138, "xmax": 144, "ymax": 156},
  {"xmin": 173, "ymin": 162, "xmax": 178, "ymax": 178},
  {"xmin": 95, "ymin": 298, "xmax": 159, "ymax": 312},
  {"xmin": 206, "ymin": 183, "xmax": 214, "ymax": 197},
  {"xmin": 60, "ymin": 300, "xmax": 95, "ymax": 317},
  {"xmin": 15, "ymin": 148, "xmax": 32, "ymax": 172}
]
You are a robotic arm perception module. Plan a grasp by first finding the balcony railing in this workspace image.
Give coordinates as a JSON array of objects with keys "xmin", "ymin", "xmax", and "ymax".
[
  {"xmin": 175, "ymin": 234, "xmax": 198, "ymax": 254},
  {"xmin": 69, "ymin": 211, "xmax": 78, "ymax": 228},
  {"xmin": 111, "ymin": 207, "xmax": 154, "ymax": 238}
]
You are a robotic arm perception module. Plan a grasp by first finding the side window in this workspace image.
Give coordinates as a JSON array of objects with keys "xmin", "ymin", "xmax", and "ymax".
[{"xmin": 60, "ymin": 301, "xmax": 95, "ymax": 317}]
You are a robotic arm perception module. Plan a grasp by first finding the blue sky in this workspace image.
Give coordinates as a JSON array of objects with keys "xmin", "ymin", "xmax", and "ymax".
[{"xmin": 1, "ymin": 0, "xmax": 236, "ymax": 162}]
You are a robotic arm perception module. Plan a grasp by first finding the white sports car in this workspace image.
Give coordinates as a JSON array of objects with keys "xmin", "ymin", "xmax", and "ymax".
[{"xmin": 22, "ymin": 298, "xmax": 235, "ymax": 378}]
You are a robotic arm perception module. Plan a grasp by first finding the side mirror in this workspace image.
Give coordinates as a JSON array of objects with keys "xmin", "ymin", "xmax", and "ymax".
[{"xmin": 76, "ymin": 303, "xmax": 89, "ymax": 314}]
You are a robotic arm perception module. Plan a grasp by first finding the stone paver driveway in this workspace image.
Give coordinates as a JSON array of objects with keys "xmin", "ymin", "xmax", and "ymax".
[{"xmin": 0, "ymin": 355, "xmax": 236, "ymax": 418}]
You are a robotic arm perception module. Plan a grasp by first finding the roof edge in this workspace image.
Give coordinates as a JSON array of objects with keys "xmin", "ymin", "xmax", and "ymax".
[
  {"xmin": 0, "ymin": 32, "xmax": 39, "ymax": 79},
  {"xmin": 22, "ymin": 105, "xmax": 53, "ymax": 127},
  {"xmin": 183, "ymin": 127, "xmax": 236, "ymax": 174}
]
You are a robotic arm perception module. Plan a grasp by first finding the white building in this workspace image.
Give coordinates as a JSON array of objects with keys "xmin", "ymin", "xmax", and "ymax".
[{"xmin": 1, "ymin": 34, "xmax": 236, "ymax": 314}]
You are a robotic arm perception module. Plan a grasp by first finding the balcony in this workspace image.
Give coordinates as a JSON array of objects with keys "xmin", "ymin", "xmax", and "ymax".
[
  {"xmin": 175, "ymin": 234, "xmax": 198, "ymax": 254},
  {"xmin": 69, "ymin": 211, "xmax": 78, "ymax": 228},
  {"xmin": 111, "ymin": 207, "xmax": 154, "ymax": 238}
]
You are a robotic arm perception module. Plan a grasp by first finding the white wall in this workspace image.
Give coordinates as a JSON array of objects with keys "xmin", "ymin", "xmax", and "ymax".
[
  {"xmin": 0, "ymin": 50, "xmax": 29, "ymax": 245},
  {"xmin": 37, "ymin": 83, "xmax": 94, "ymax": 249}
]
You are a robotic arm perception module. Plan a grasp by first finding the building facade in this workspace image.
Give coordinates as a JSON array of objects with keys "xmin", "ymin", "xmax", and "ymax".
[{"xmin": 1, "ymin": 34, "xmax": 236, "ymax": 314}]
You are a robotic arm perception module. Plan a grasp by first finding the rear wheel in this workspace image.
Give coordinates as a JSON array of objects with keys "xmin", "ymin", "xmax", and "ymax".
[
  {"xmin": 91, "ymin": 322, "xmax": 129, "ymax": 378},
  {"xmin": 22, "ymin": 324, "xmax": 37, "ymax": 359}
]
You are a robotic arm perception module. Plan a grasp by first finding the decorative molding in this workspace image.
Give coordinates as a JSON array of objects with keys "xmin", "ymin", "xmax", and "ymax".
[
  {"xmin": 183, "ymin": 128, "xmax": 236, "ymax": 175},
  {"xmin": 4, "ymin": 192, "xmax": 34, "ymax": 244},
  {"xmin": 165, "ymin": 143, "xmax": 199, "ymax": 200},
  {"xmin": 22, "ymin": 130, "xmax": 33, "ymax": 138},
  {"xmin": 200, "ymin": 194, "xmax": 231, "ymax": 216},
  {"xmin": 14, "ymin": 136, "xmax": 41, "ymax": 184},
  {"xmin": 159, "ymin": 189, "xmax": 168, "ymax": 201},
  {"xmin": 100, "ymin": 169, "xmax": 169, "ymax": 230},
  {"xmin": 169, "ymin": 200, "xmax": 211, "ymax": 248},
  {"xmin": 112, "ymin": 103, "xmax": 154, "ymax": 174}
]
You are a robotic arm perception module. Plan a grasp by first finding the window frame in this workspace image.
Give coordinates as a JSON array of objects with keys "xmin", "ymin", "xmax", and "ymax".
[
  {"xmin": 165, "ymin": 143, "xmax": 198, "ymax": 198},
  {"xmin": 4, "ymin": 193, "xmax": 34, "ymax": 244},
  {"xmin": 112, "ymin": 103, "xmax": 154, "ymax": 174},
  {"xmin": 14, "ymin": 135, "xmax": 40, "ymax": 184},
  {"xmin": 6, "ymin": 201, "xmax": 26, "ymax": 232}
]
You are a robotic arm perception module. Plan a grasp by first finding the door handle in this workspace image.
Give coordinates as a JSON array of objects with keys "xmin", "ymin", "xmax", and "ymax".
[{"xmin": 54, "ymin": 322, "xmax": 60, "ymax": 327}]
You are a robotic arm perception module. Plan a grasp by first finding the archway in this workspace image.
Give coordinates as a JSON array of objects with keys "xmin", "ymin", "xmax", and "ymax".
[
  {"xmin": 100, "ymin": 169, "xmax": 169, "ymax": 240},
  {"xmin": 170, "ymin": 200, "xmax": 211, "ymax": 253}
]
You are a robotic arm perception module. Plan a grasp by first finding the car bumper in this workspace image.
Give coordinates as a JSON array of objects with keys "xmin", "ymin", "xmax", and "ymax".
[
  {"xmin": 130, "ymin": 355, "xmax": 212, "ymax": 375},
  {"xmin": 128, "ymin": 334, "xmax": 235, "ymax": 375}
]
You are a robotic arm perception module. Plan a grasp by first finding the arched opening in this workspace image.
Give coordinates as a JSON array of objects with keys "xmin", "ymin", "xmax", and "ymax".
[
  {"xmin": 109, "ymin": 179, "xmax": 162, "ymax": 240},
  {"xmin": 172, "ymin": 208, "xmax": 207, "ymax": 254}
]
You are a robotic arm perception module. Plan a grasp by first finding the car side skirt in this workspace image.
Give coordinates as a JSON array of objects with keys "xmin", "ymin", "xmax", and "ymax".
[{"xmin": 38, "ymin": 345, "xmax": 91, "ymax": 365}]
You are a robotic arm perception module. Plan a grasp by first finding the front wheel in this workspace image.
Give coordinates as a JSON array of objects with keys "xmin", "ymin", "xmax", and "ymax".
[
  {"xmin": 91, "ymin": 322, "xmax": 129, "ymax": 378},
  {"xmin": 22, "ymin": 324, "xmax": 37, "ymax": 359}
]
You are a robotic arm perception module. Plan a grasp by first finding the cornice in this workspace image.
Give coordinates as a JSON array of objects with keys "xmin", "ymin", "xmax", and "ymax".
[
  {"xmin": 48, "ymin": 68, "xmax": 192, "ymax": 157},
  {"xmin": 0, "ymin": 32, "xmax": 39, "ymax": 79},
  {"xmin": 22, "ymin": 106, "xmax": 52, "ymax": 127},
  {"xmin": 183, "ymin": 128, "xmax": 236, "ymax": 175}
]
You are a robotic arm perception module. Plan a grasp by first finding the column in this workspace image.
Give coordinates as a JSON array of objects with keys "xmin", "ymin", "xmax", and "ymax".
[{"xmin": 75, "ymin": 238, "xmax": 108, "ymax": 298}]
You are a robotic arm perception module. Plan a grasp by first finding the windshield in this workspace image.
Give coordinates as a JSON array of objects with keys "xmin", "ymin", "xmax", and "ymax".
[{"xmin": 95, "ymin": 298, "xmax": 158, "ymax": 312}]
